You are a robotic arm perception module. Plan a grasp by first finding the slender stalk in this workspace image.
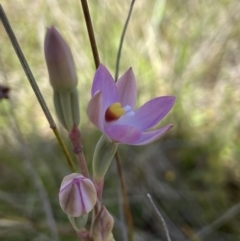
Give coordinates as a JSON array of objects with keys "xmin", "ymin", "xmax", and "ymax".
[
  {"xmin": 75, "ymin": 152, "xmax": 89, "ymax": 177},
  {"xmin": 147, "ymin": 194, "xmax": 172, "ymax": 241},
  {"xmin": 115, "ymin": 0, "xmax": 136, "ymax": 81},
  {"xmin": 114, "ymin": 1, "xmax": 136, "ymax": 241},
  {"xmin": 115, "ymin": 151, "xmax": 135, "ymax": 241},
  {"xmin": 79, "ymin": 0, "xmax": 100, "ymax": 68},
  {"xmin": 79, "ymin": 1, "xmax": 135, "ymax": 240},
  {"xmin": 69, "ymin": 125, "xmax": 89, "ymax": 178},
  {"xmin": 77, "ymin": 0, "xmax": 100, "ymax": 178},
  {"xmin": 53, "ymin": 128, "xmax": 76, "ymax": 172},
  {"xmin": 0, "ymin": 4, "xmax": 76, "ymax": 172}
]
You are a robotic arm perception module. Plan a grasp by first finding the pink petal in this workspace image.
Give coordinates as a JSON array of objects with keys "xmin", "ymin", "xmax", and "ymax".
[
  {"xmin": 104, "ymin": 124, "xmax": 141, "ymax": 144},
  {"xmin": 132, "ymin": 124, "xmax": 173, "ymax": 145},
  {"xmin": 87, "ymin": 91, "xmax": 104, "ymax": 131},
  {"xmin": 130, "ymin": 96, "xmax": 175, "ymax": 131},
  {"xmin": 60, "ymin": 182, "xmax": 83, "ymax": 216},
  {"xmin": 91, "ymin": 64, "xmax": 118, "ymax": 110},
  {"xmin": 116, "ymin": 67, "xmax": 137, "ymax": 109}
]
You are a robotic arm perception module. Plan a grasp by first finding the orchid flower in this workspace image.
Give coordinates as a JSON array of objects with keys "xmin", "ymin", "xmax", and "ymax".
[{"xmin": 87, "ymin": 64, "xmax": 175, "ymax": 145}]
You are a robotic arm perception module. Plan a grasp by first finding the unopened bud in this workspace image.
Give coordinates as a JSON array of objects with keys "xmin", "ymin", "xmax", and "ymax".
[
  {"xmin": 92, "ymin": 135, "xmax": 118, "ymax": 182},
  {"xmin": 91, "ymin": 206, "xmax": 114, "ymax": 241},
  {"xmin": 44, "ymin": 26, "xmax": 78, "ymax": 91},
  {"xmin": 59, "ymin": 173, "xmax": 97, "ymax": 217},
  {"xmin": 44, "ymin": 26, "xmax": 80, "ymax": 131}
]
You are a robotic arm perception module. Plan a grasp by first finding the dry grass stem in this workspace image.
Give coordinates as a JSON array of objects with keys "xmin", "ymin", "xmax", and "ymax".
[{"xmin": 147, "ymin": 193, "xmax": 171, "ymax": 241}]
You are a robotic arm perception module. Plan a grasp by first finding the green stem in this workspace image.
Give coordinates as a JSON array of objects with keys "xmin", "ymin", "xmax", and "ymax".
[
  {"xmin": 115, "ymin": 151, "xmax": 135, "ymax": 241},
  {"xmin": 114, "ymin": 1, "xmax": 136, "ymax": 241},
  {"xmin": 115, "ymin": 0, "xmax": 136, "ymax": 81},
  {"xmin": 79, "ymin": 0, "xmax": 100, "ymax": 68},
  {"xmin": 0, "ymin": 4, "xmax": 76, "ymax": 172},
  {"xmin": 53, "ymin": 127, "xmax": 76, "ymax": 172}
]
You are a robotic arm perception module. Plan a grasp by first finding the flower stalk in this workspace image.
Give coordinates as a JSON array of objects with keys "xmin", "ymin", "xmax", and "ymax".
[
  {"xmin": 69, "ymin": 125, "xmax": 90, "ymax": 178},
  {"xmin": 114, "ymin": 3, "xmax": 136, "ymax": 240},
  {"xmin": 115, "ymin": 151, "xmax": 134, "ymax": 241},
  {"xmin": 115, "ymin": 0, "xmax": 136, "ymax": 81},
  {"xmin": 79, "ymin": 0, "xmax": 100, "ymax": 69}
]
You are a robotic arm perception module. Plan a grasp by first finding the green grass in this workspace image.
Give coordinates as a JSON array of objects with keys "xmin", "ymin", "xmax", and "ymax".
[{"xmin": 1, "ymin": 0, "xmax": 240, "ymax": 240}]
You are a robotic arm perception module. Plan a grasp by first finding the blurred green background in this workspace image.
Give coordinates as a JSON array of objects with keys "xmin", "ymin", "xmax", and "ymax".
[{"xmin": 1, "ymin": 0, "xmax": 240, "ymax": 240}]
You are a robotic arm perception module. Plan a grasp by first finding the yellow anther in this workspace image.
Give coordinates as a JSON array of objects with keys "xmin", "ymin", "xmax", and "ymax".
[{"xmin": 105, "ymin": 102, "xmax": 125, "ymax": 121}]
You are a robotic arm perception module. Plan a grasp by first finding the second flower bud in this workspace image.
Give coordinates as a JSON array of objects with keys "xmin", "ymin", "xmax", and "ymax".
[{"xmin": 59, "ymin": 173, "xmax": 97, "ymax": 217}]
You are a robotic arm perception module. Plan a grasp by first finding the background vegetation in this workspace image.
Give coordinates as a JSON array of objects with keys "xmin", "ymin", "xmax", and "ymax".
[{"xmin": 1, "ymin": 0, "xmax": 240, "ymax": 240}]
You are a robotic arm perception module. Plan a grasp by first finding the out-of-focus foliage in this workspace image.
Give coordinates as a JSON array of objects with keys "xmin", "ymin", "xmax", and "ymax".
[{"xmin": 1, "ymin": 0, "xmax": 240, "ymax": 240}]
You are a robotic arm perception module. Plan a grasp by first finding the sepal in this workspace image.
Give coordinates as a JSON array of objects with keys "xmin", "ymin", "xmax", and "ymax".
[
  {"xmin": 54, "ymin": 88, "xmax": 80, "ymax": 131},
  {"xmin": 92, "ymin": 135, "xmax": 118, "ymax": 182},
  {"xmin": 68, "ymin": 214, "xmax": 88, "ymax": 232}
]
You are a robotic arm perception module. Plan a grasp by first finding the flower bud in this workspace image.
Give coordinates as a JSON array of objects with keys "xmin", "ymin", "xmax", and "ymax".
[
  {"xmin": 91, "ymin": 206, "xmax": 114, "ymax": 241},
  {"xmin": 44, "ymin": 26, "xmax": 78, "ymax": 91},
  {"xmin": 92, "ymin": 135, "xmax": 118, "ymax": 182},
  {"xmin": 44, "ymin": 26, "xmax": 80, "ymax": 131},
  {"xmin": 59, "ymin": 173, "xmax": 97, "ymax": 217}
]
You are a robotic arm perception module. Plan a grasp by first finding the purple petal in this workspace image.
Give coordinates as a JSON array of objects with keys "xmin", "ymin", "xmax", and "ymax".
[
  {"xmin": 132, "ymin": 124, "xmax": 173, "ymax": 145},
  {"xmin": 104, "ymin": 124, "xmax": 141, "ymax": 144},
  {"xmin": 116, "ymin": 67, "xmax": 137, "ymax": 109},
  {"xmin": 91, "ymin": 64, "xmax": 118, "ymax": 110},
  {"xmin": 129, "ymin": 96, "xmax": 175, "ymax": 131},
  {"xmin": 87, "ymin": 91, "xmax": 104, "ymax": 131}
]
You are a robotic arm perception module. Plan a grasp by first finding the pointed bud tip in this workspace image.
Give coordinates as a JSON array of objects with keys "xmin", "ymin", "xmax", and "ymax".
[{"xmin": 44, "ymin": 25, "xmax": 78, "ymax": 91}]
